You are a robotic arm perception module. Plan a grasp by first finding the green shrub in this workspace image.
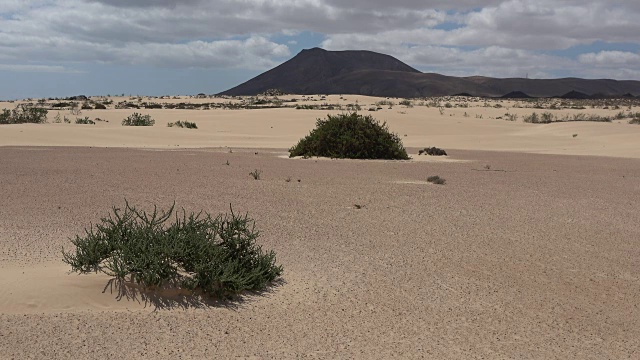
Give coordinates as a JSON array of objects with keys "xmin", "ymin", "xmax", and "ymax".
[
  {"xmin": 418, "ymin": 147, "xmax": 447, "ymax": 156},
  {"xmin": 168, "ymin": 120, "xmax": 198, "ymax": 129},
  {"xmin": 62, "ymin": 201, "xmax": 282, "ymax": 298},
  {"xmin": 399, "ymin": 99, "xmax": 413, "ymax": 108},
  {"xmin": 0, "ymin": 105, "xmax": 48, "ymax": 124},
  {"xmin": 75, "ymin": 117, "xmax": 95, "ymax": 125},
  {"xmin": 122, "ymin": 112, "xmax": 155, "ymax": 126},
  {"xmin": 524, "ymin": 112, "xmax": 555, "ymax": 123},
  {"xmin": 504, "ymin": 113, "xmax": 518, "ymax": 121},
  {"xmin": 427, "ymin": 175, "xmax": 446, "ymax": 185},
  {"xmin": 289, "ymin": 113, "xmax": 410, "ymax": 160},
  {"xmin": 375, "ymin": 100, "xmax": 395, "ymax": 107},
  {"xmin": 249, "ymin": 169, "xmax": 262, "ymax": 180},
  {"xmin": 629, "ymin": 118, "xmax": 640, "ymax": 125},
  {"xmin": 541, "ymin": 112, "xmax": 555, "ymax": 123},
  {"xmin": 523, "ymin": 112, "xmax": 540, "ymax": 123}
]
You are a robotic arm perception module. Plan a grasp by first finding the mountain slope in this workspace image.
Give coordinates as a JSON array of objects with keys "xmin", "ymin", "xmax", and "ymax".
[{"xmin": 220, "ymin": 48, "xmax": 640, "ymax": 98}]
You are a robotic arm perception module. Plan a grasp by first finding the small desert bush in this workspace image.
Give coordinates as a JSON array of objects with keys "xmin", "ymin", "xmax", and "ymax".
[
  {"xmin": 427, "ymin": 175, "xmax": 446, "ymax": 185},
  {"xmin": 524, "ymin": 112, "xmax": 612, "ymax": 123},
  {"xmin": 375, "ymin": 100, "xmax": 396, "ymax": 108},
  {"xmin": 122, "ymin": 112, "xmax": 155, "ymax": 126},
  {"xmin": 62, "ymin": 201, "xmax": 282, "ymax": 298},
  {"xmin": 524, "ymin": 112, "xmax": 555, "ymax": 123},
  {"xmin": 249, "ymin": 169, "xmax": 262, "ymax": 180},
  {"xmin": 75, "ymin": 117, "xmax": 95, "ymax": 125},
  {"xmin": 0, "ymin": 105, "xmax": 48, "ymax": 124},
  {"xmin": 564, "ymin": 113, "xmax": 611, "ymax": 122},
  {"xmin": 289, "ymin": 113, "xmax": 410, "ymax": 160},
  {"xmin": 628, "ymin": 117, "xmax": 640, "ymax": 125},
  {"xmin": 168, "ymin": 120, "xmax": 198, "ymax": 129},
  {"xmin": 504, "ymin": 113, "xmax": 518, "ymax": 121},
  {"xmin": 399, "ymin": 99, "xmax": 413, "ymax": 108},
  {"xmin": 418, "ymin": 147, "xmax": 447, "ymax": 156}
]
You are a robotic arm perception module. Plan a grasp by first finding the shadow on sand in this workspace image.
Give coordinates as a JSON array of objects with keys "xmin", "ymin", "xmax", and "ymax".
[{"xmin": 101, "ymin": 277, "xmax": 285, "ymax": 311}]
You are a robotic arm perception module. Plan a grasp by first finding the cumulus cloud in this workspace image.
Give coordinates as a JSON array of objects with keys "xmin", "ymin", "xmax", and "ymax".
[
  {"xmin": 579, "ymin": 51, "xmax": 640, "ymax": 66},
  {"xmin": 0, "ymin": 0, "xmax": 639, "ymax": 80},
  {"xmin": 0, "ymin": 64, "xmax": 80, "ymax": 73}
]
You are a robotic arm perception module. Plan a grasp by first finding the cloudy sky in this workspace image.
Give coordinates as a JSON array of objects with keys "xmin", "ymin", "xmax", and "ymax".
[{"xmin": 1, "ymin": 0, "xmax": 639, "ymax": 99}]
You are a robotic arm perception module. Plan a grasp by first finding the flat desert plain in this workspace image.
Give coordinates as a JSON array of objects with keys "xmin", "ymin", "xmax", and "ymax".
[{"xmin": 0, "ymin": 95, "xmax": 639, "ymax": 359}]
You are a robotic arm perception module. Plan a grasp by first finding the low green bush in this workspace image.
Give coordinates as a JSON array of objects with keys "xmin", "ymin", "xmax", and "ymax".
[
  {"xmin": 122, "ymin": 112, "xmax": 155, "ymax": 126},
  {"xmin": 419, "ymin": 147, "xmax": 447, "ymax": 156},
  {"xmin": 0, "ymin": 105, "xmax": 48, "ymax": 124},
  {"xmin": 427, "ymin": 175, "xmax": 446, "ymax": 185},
  {"xmin": 289, "ymin": 113, "xmax": 410, "ymax": 160},
  {"xmin": 62, "ymin": 201, "xmax": 283, "ymax": 298},
  {"xmin": 399, "ymin": 99, "xmax": 413, "ymax": 108},
  {"xmin": 75, "ymin": 117, "xmax": 95, "ymax": 125},
  {"xmin": 168, "ymin": 120, "xmax": 198, "ymax": 129},
  {"xmin": 249, "ymin": 169, "xmax": 262, "ymax": 180}
]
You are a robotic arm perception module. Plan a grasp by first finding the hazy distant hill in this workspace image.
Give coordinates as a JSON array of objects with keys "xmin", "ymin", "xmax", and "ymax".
[{"xmin": 220, "ymin": 48, "xmax": 640, "ymax": 98}]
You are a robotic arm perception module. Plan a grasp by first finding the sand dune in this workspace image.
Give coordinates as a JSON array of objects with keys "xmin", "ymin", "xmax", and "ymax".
[
  {"xmin": 1, "ymin": 95, "xmax": 640, "ymax": 158},
  {"xmin": 1, "ymin": 96, "xmax": 639, "ymax": 358}
]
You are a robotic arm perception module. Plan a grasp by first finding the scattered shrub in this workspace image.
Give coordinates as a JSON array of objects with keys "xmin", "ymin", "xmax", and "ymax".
[
  {"xmin": 525, "ymin": 112, "xmax": 612, "ymax": 123},
  {"xmin": 504, "ymin": 113, "xmax": 518, "ymax": 121},
  {"xmin": 62, "ymin": 201, "xmax": 283, "ymax": 298},
  {"xmin": 523, "ymin": 112, "xmax": 540, "ymax": 123},
  {"xmin": 629, "ymin": 118, "xmax": 640, "ymax": 125},
  {"xmin": 0, "ymin": 105, "xmax": 48, "ymax": 124},
  {"xmin": 399, "ymin": 99, "xmax": 413, "ymax": 108},
  {"xmin": 541, "ymin": 112, "xmax": 555, "ymax": 123},
  {"xmin": 94, "ymin": 103, "xmax": 107, "ymax": 110},
  {"xmin": 70, "ymin": 103, "xmax": 82, "ymax": 116},
  {"xmin": 75, "ymin": 117, "xmax": 95, "ymax": 125},
  {"xmin": 524, "ymin": 112, "xmax": 555, "ymax": 123},
  {"xmin": 427, "ymin": 175, "xmax": 446, "ymax": 185},
  {"xmin": 289, "ymin": 113, "xmax": 410, "ymax": 160},
  {"xmin": 51, "ymin": 102, "xmax": 72, "ymax": 108},
  {"xmin": 249, "ymin": 169, "xmax": 262, "ymax": 180},
  {"xmin": 418, "ymin": 147, "xmax": 447, "ymax": 156},
  {"xmin": 168, "ymin": 120, "xmax": 198, "ymax": 129},
  {"xmin": 122, "ymin": 112, "xmax": 155, "ymax": 126}
]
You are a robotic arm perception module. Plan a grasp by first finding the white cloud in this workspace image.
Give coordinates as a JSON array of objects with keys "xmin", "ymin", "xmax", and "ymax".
[
  {"xmin": 0, "ymin": 0, "xmax": 638, "ymax": 80},
  {"xmin": 0, "ymin": 64, "xmax": 80, "ymax": 73},
  {"xmin": 579, "ymin": 51, "xmax": 640, "ymax": 66}
]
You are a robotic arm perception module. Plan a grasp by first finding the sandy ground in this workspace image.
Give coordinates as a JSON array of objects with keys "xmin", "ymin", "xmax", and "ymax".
[
  {"xmin": 1, "ymin": 96, "xmax": 639, "ymax": 358},
  {"xmin": 1, "ymin": 95, "xmax": 640, "ymax": 158}
]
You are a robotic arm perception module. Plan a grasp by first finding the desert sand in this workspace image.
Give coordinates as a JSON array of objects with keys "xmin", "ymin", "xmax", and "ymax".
[{"xmin": 0, "ymin": 95, "xmax": 639, "ymax": 359}]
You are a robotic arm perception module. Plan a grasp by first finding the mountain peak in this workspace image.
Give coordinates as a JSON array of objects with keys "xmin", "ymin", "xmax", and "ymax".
[
  {"xmin": 220, "ymin": 48, "xmax": 420, "ymax": 96},
  {"xmin": 220, "ymin": 49, "xmax": 640, "ymax": 98}
]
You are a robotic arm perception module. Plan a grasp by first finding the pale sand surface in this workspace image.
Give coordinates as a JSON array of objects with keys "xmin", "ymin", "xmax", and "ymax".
[
  {"xmin": 1, "ymin": 147, "xmax": 639, "ymax": 358},
  {"xmin": 1, "ymin": 95, "xmax": 640, "ymax": 358},
  {"xmin": 1, "ymin": 95, "xmax": 640, "ymax": 158}
]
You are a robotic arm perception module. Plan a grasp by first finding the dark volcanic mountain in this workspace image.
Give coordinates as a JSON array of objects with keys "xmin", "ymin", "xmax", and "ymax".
[{"xmin": 220, "ymin": 48, "xmax": 640, "ymax": 98}]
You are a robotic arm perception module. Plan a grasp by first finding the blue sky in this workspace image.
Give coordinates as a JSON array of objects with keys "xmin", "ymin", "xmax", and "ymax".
[{"xmin": 1, "ymin": 0, "xmax": 639, "ymax": 99}]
